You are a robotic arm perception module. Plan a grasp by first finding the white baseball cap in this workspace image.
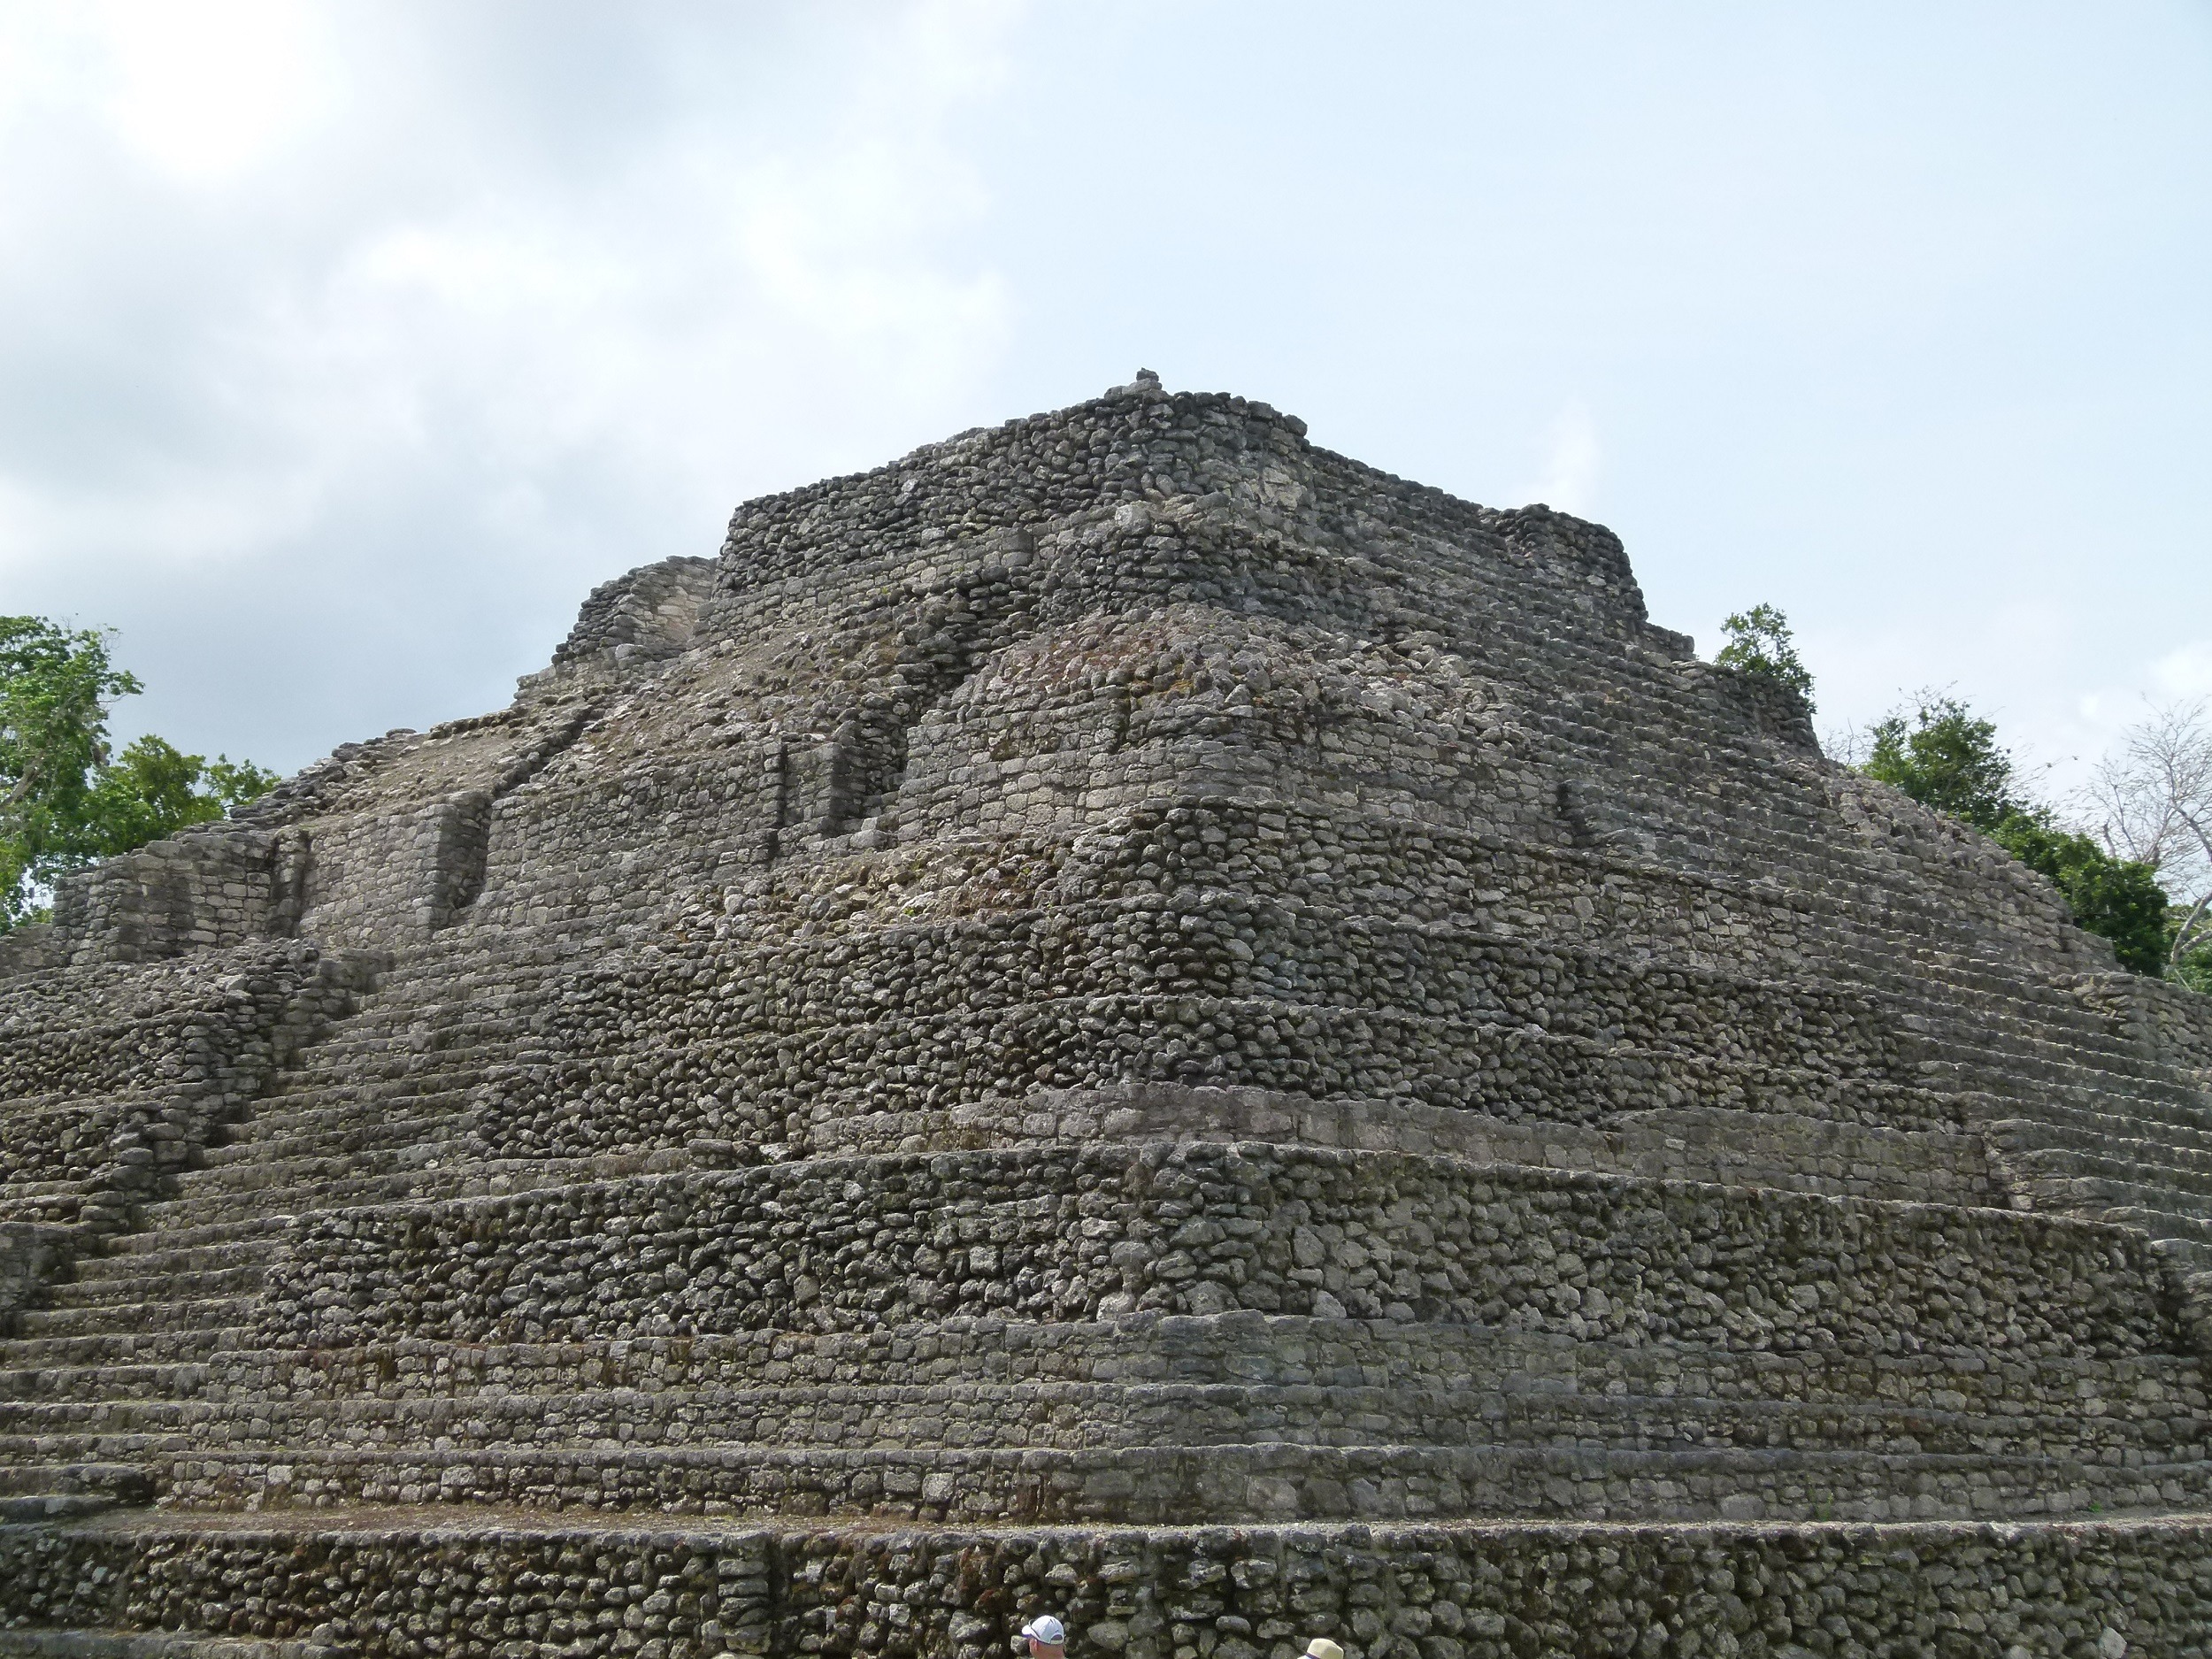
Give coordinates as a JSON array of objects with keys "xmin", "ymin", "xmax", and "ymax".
[{"xmin": 1021, "ymin": 1617, "xmax": 1067, "ymax": 1646}]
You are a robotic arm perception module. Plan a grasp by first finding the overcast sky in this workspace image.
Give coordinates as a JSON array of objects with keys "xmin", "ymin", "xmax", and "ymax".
[{"xmin": 3, "ymin": 2, "xmax": 2208, "ymax": 800}]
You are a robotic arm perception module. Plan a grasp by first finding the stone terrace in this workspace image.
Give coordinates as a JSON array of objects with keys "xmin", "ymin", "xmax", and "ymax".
[{"xmin": 4, "ymin": 373, "xmax": 2211, "ymax": 1655}]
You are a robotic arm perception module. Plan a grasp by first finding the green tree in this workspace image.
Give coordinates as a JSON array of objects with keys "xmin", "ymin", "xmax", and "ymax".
[
  {"xmin": 1, "ymin": 615, "xmax": 277, "ymax": 926},
  {"xmin": 76, "ymin": 737, "xmax": 279, "ymax": 858},
  {"xmin": 1985, "ymin": 812, "xmax": 2171, "ymax": 977},
  {"xmin": 1857, "ymin": 693, "xmax": 2171, "ymax": 976},
  {"xmin": 1863, "ymin": 695, "xmax": 2017, "ymax": 830},
  {"xmin": 1716, "ymin": 603, "xmax": 1815, "ymax": 704},
  {"xmin": 2177, "ymin": 941, "xmax": 2212, "ymax": 995},
  {"xmin": 2, "ymin": 618, "xmax": 141, "ymax": 924}
]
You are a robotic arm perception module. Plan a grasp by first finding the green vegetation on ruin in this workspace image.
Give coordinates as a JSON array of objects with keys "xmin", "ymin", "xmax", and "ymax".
[{"xmin": 0, "ymin": 615, "xmax": 275, "ymax": 928}]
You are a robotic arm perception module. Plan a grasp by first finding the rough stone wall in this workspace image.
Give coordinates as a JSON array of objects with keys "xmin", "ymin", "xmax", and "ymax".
[
  {"xmin": 6, "ymin": 1519, "xmax": 2210, "ymax": 1659},
  {"xmin": 545, "ymin": 556, "xmax": 720, "ymax": 675},
  {"xmin": 259, "ymin": 1144, "xmax": 2176, "ymax": 1359},
  {"xmin": 293, "ymin": 793, "xmax": 493, "ymax": 948},
  {"xmin": 45, "ymin": 829, "xmax": 287, "ymax": 964}
]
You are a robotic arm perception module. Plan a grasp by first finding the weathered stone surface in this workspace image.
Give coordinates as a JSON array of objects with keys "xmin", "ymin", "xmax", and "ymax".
[
  {"xmin": 6, "ymin": 1517, "xmax": 2212, "ymax": 1659},
  {"xmin": 4, "ymin": 375, "xmax": 2212, "ymax": 1651}
]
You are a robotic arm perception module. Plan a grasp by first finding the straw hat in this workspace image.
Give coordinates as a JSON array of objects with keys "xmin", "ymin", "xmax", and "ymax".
[{"xmin": 1305, "ymin": 1641, "xmax": 1345, "ymax": 1659}]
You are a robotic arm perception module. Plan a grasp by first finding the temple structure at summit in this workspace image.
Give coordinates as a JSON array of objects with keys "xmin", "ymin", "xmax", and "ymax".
[{"xmin": 4, "ymin": 373, "xmax": 2212, "ymax": 1654}]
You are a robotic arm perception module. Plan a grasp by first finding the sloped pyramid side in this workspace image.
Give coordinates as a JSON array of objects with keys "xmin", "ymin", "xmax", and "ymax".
[{"xmin": 4, "ymin": 378, "xmax": 2212, "ymax": 1655}]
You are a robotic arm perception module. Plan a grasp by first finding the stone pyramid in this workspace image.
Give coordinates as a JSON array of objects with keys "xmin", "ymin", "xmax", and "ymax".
[{"xmin": 4, "ymin": 373, "xmax": 2212, "ymax": 1655}]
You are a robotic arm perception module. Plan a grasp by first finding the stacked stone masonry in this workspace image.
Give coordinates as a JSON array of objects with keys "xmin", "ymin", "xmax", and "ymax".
[{"xmin": 4, "ymin": 374, "xmax": 2211, "ymax": 1654}]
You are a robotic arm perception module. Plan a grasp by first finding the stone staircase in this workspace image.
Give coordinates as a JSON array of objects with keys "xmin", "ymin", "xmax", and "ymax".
[{"xmin": 11, "ymin": 811, "xmax": 2212, "ymax": 1535}]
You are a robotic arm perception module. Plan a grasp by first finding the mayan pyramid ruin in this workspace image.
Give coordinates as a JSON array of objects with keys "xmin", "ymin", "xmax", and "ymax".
[{"xmin": 4, "ymin": 372, "xmax": 2212, "ymax": 1655}]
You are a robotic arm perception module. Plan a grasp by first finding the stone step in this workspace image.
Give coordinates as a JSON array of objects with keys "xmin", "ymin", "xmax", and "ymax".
[
  {"xmin": 0, "ymin": 1492, "xmax": 121, "ymax": 1522},
  {"xmin": 160, "ymin": 1142, "xmax": 483, "ymax": 1200},
  {"xmin": 1890, "ymin": 984, "xmax": 2190, "ymax": 1053},
  {"xmin": 0, "ymin": 1360, "xmax": 204, "ymax": 1402},
  {"xmin": 4, "ymin": 1377, "xmax": 2203, "ymax": 1463},
  {"xmin": 203, "ymin": 1100, "xmax": 473, "ymax": 1161},
  {"xmin": 0, "ymin": 1328, "xmax": 235, "ymax": 1372},
  {"xmin": 0, "ymin": 1427, "xmax": 186, "ymax": 1458},
  {"xmin": 0, "ymin": 1460, "xmax": 150, "ymax": 1499},
  {"xmin": 1922, "ymin": 998, "xmax": 2180, "ymax": 1067},
  {"xmin": 1939, "ymin": 1064, "xmax": 2212, "ymax": 1137},
  {"xmin": 1974, "ymin": 1096, "xmax": 2212, "ymax": 1163},
  {"xmin": 13, "ymin": 1295, "xmax": 255, "ymax": 1341},
  {"xmin": 0, "ymin": 1459, "xmax": 149, "ymax": 1522},
  {"xmin": 140, "ymin": 1437, "xmax": 2212, "ymax": 1525},
  {"xmin": 219, "ymin": 1091, "xmax": 475, "ymax": 1148},
  {"xmin": 0, "ymin": 1630, "xmax": 335, "ymax": 1659},
  {"xmin": 0, "ymin": 1087, "xmax": 172, "ymax": 1130},
  {"xmin": 253, "ymin": 1055, "xmax": 492, "ymax": 1104},
  {"xmin": 41, "ymin": 1261, "xmax": 267, "ymax": 1310},
  {"xmin": 69, "ymin": 1238, "xmax": 279, "ymax": 1285},
  {"xmin": 0, "ymin": 1178, "xmax": 99, "ymax": 1204},
  {"xmin": 101, "ymin": 1217, "xmax": 288, "ymax": 1257},
  {"xmin": 2102, "ymin": 1205, "xmax": 2212, "ymax": 1251},
  {"xmin": 2009, "ymin": 1151, "xmax": 2212, "ymax": 1216},
  {"xmin": 1987, "ymin": 1120, "xmax": 2212, "ymax": 1186},
  {"xmin": 267, "ymin": 1043, "xmax": 506, "ymax": 1088},
  {"xmin": 1894, "ymin": 1014, "xmax": 2208, "ymax": 1096},
  {"xmin": 1939, "ymin": 1052, "xmax": 2212, "ymax": 1122},
  {"xmin": 136, "ymin": 1152, "xmax": 710, "ymax": 1231}
]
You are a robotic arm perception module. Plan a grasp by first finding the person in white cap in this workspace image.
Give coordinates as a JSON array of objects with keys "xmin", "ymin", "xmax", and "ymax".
[
  {"xmin": 1020, "ymin": 1615, "xmax": 1066, "ymax": 1659},
  {"xmin": 1304, "ymin": 1640, "xmax": 1343, "ymax": 1659}
]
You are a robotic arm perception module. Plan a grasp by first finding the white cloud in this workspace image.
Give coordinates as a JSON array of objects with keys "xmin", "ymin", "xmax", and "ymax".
[
  {"xmin": 0, "ymin": 3, "xmax": 329, "ymax": 187},
  {"xmin": 1532, "ymin": 401, "xmax": 1600, "ymax": 515},
  {"xmin": 95, "ymin": 0, "xmax": 328, "ymax": 183},
  {"xmin": 2152, "ymin": 640, "xmax": 2212, "ymax": 701}
]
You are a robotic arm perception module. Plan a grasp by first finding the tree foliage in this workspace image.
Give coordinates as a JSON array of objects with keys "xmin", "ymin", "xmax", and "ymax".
[
  {"xmin": 1, "ymin": 616, "xmax": 276, "ymax": 927},
  {"xmin": 2177, "ymin": 943, "xmax": 2212, "ymax": 995},
  {"xmin": 1716, "ymin": 603, "xmax": 1815, "ymax": 705},
  {"xmin": 1857, "ymin": 693, "xmax": 2173, "ymax": 977},
  {"xmin": 78, "ymin": 737, "xmax": 278, "ymax": 858},
  {"xmin": 1985, "ymin": 813, "xmax": 2172, "ymax": 977},
  {"xmin": 1863, "ymin": 695, "xmax": 2019, "ymax": 832}
]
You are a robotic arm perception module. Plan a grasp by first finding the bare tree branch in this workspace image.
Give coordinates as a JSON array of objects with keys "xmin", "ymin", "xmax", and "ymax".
[{"xmin": 2085, "ymin": 699, "xmax": 2212, "ymax": 966}]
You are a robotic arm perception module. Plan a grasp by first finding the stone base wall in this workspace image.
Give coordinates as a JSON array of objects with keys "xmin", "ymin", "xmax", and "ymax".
[
  {"xmin": 257, "ymin": 1144, "xmax": 2184, "ymax": 1360},
  {"xmin": 4, "ymin": 1518, "xmax": 2208, "ymax": 1659}
]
